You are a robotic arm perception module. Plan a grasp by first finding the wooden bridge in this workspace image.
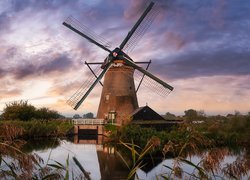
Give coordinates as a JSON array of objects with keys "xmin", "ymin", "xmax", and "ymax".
[{"xmin": 73, "ymin": 119, "xmax": 105, "ymax": 135}]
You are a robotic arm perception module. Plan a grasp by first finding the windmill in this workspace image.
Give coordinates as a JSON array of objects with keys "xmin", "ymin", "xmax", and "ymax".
[{"xmin": 63, "ymin": 1, "xmax": 174, "ymax": 125}]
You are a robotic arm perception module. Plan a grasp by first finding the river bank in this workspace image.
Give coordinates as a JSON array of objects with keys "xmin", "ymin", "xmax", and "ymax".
[{"xmin": 0, "ymin": 120, "xmax": 74, "ymax": 139}]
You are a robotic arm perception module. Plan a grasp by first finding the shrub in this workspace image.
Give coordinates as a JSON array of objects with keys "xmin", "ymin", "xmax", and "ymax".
[
  {"xmin": 2, "ymin": 100, "xmax": 36, "ymax": 121},
  {"xmin": 1, "ymin": 100, "xmax": 62, "ymax": 121},
  {"xmin": 35, "ymin": 107, "xmax": 61, "ymax": 120}
]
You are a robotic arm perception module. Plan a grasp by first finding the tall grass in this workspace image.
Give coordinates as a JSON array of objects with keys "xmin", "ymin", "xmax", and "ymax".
[
  {"xmin": 0, "ymin": 123, "xmax": 91, "ymax": 179},
  {"xmin": 195, "ymin": 113, "xmax": 250, "ymax": 146},
  {"xmin": 116, "ymin": 137, "xmax": 161, "ymax": 179},
  {"xmin": 0, "ymin": 123, "xmax": 58, "ymax": 179},
  {"xmin": 115, "ymin": 123, "xmax": 250, "ymax": 179},
  {"xmin": 0, "ymin": 120, "xmax": 73, "ymax": 138}
]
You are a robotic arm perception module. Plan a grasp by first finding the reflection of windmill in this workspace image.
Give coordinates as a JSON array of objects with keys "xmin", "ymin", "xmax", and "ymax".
[{"xmin": 63, "ymin": 1, "xmax": 173, "ymax": 125}]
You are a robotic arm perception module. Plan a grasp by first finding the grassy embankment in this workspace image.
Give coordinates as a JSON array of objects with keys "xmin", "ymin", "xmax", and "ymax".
[
  {"xmin": 0, "ymin": 120, "xmax": 73, "ymax": 139},
  {"xmin": 106, "ymin": 113, "xmax": 250, "ymax": 148},
  {"xmin": 106, "ymin": 119, "xmax": 250, "ymax": 179}
]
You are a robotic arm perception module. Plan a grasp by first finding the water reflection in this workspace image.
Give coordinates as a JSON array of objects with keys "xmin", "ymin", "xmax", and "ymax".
[
  {"xmin": 22, "ymin": 138, "xmax": 60, "ymax": 153},
  {"xmin": 75, "ymin": 135, "xmax": 128, "ymax": 179},
  {"xmin": 24, "ymin": 135, "xmax": 128, "ymax": 179},
  {"xmin": 72, "ymin": 134, "xmax": 104, "ymax": 145},
  {"xmin": 23, "ymin": 136, "xmax": 249, "ymax": 179},
  {"xmin": 136, "ymin": 147, "xmax": 250, "ymax": 179}
]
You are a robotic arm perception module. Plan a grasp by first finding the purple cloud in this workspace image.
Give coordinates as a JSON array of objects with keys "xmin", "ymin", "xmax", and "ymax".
[
  {"xmin": 12, "ymin": 54, "xmax": 75, "ymax": 79},
  {"xmin": 150, "ymin": 50, "xmax": 250, "ymax": 80}
]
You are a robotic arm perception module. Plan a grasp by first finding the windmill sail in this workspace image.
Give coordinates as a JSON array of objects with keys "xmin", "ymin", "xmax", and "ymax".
[
  {"xmin": 67, "ymin": 67, "xmax": 102, "ymax": 109},
  {"xmin": 67, "ymin": 62, "xmax": 112, "ymax": 110},
  {"xmin": 135, "ymin": 60, "xmax": 151, "ymax": 92},
  {"xmin": 134, "ymin": 69, "xmax": 172, "ymax": 97},
  {"xmin": 119, "ymin": 2, "xmax": 155, "ymax": 50},
  {"xmin": 63, "ymin": 16, "xmax": 112, "ymax": 53},
  {"xmin": 123, "ymin": 56, "xmax": 173, "ymax": 91},
  {"xmin": 122, "ymin": 3, "xmax": 160, "ymax": 53}
]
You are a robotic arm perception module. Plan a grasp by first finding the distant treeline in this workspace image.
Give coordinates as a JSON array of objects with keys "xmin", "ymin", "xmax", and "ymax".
[{"xmin": 163, "ymin": 108, "xmax": 250, "ymax": 121}]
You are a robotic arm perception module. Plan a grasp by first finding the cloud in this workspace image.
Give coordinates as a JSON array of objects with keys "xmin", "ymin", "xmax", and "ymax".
[
  {"xmin": 9, "ymin": 0, "xmax": 71, "ymax": 12},
  {"xmin": 1, "ymin": 0, "xmax": 250, "ymax": 116},
  {"xmin": 137, "ymin": 0, "xmax": 250, "ymax": 82},
  {"xmin": 48, "ymin": 80, "xmax": 84, "ymax": 97},
  {"xmin": 40, "ymin": 54, "xmax": 73, "ymax": 73},
  {"xmin": 123, "ymin": 0, "xmax": 171, "ymax": 20},
  {"xmin": 0, "ymin": 68, "xmax": 6, "ymax": 78},
  {"xmin": 123, "ymin": 0, "xmax": 149, "ymax": 20},
  {"xmin": 150, "ymin": 49, "xmax": 250, "ymax": 80},
  {"xmin": 0, "ymin": 88, "xmax": 21, "ymax": 97},
  {"xmin": 0, "ymin": 12, "xmax": 11, "ymax": 32},
  {"xmin": 162, "ymin": 31, "xmax": 186, "ymax": 50},
  {"xmin": 154, "ymin": 0, "xmax": 250, "ymax": 48},
  {"xmin": 12, "ymin": 54, "xmax": 75, "ymax": 79}
]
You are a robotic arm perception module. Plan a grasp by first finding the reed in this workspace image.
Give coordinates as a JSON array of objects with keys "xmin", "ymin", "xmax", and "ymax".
[
  {"xmin": 116, "ymin": 123, "xmax": 250, "ymax": 179},
  {"xmin": 0, "ymin": 120, "xmax": 73, "ymax": 139},
  {"xmin": 0, "ymin": 123, "xmax": 91, "ymax": 179}
]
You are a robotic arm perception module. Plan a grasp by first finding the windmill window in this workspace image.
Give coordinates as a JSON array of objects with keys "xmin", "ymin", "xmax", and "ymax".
[
  {"xmin": 106, "ymin": 95, "xmax": 109, "ymax": 101},
  {"xmin": 108, "ymin": 111, "xmax": 116, "ymax": 124},
  {"xmin": 129, "ymin": 86, "xmax": 132, "ymax": 90}
]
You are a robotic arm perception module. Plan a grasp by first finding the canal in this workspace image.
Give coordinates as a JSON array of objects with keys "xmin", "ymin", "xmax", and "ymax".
[{"xmin": 20, "ymin": 135, "xmax": 249, "ymax": 179}]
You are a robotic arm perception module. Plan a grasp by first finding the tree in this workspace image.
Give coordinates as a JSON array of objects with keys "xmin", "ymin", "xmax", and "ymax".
[
  {"xmin": 184, "ymin": 109, "xmax": 198, "ymax": 122},
  {"xmin": 164, "ymin": 112, "xmax": 176, "ymax": 120},
  {"xmin": 234, "ymin": 110, "xmax": 241, "ymax": 116},
  {"xmin": 73, "ymin": 114, "xmax": 81, "ymax": 119},
  {"xmin": 226, "ymin": 114, "xmax": 234, "ymax": 118},
  {"xmin": 197, "ymin": 110, "xmax": 206, "ymax": 120},
  {"xmin": 197, "ymin": 110, "xmax": 205, "ymax": 117},
  {"xmin": 35, "ymin": 107, "xmax": 61, "ymax": 120},
  {"xmin": 35, "ymin": 107, "xmax": 50, "ymax": 120},
  {"xmin": 2, "ymin": 101, "xmax": 36, "ymax": 121},
  {"xmin": 1, "ymin": 101, "xmax": 62, "ymax": 121},
  {"xmin": 83, "ymin": 112, "xmax": 94, "ymax": 119},
  {"xmin": 47, "ymin": 109, "xmax": 62, "ymax": 119}
]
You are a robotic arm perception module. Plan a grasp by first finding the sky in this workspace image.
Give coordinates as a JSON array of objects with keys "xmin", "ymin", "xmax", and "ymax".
[{"xmin": 0, "ymin": 0, "xmax": 250, "ymax": 117}]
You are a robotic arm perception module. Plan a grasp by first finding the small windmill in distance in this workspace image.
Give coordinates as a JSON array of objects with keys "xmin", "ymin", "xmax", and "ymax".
[{"xmin": 63, "ymin": 1, "xmax": 174, "ymax": 125}]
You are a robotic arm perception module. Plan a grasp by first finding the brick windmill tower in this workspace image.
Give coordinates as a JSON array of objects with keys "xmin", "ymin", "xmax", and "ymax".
[{"xmin": 63, "ymin": 1, "xmax": 173, "ymax": 125}]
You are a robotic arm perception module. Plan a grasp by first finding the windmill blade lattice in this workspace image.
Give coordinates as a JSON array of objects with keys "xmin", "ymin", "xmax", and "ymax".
[
  {"xmin": 123, "ymin": 5, "xmax": 160, "ymax": 53},
  {"xmin": 122, "ymin": 55, "xmax": 173, "ymax": 91},
  {"xmin": 134, "ymin": 69, "xmax": 172, "ymax": 97},
  {"xmin": 64, "ymin": 16, "xmax": 112, "ymax": 50},
  {"xmin": 67, "ymin": 66, "xmax": 103, "ymax": 108}
]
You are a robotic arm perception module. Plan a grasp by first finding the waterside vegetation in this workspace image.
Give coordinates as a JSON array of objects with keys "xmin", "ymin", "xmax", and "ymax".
[
  {"xmin": 0, "ymin": 124, "xmax": 92, "ymax": 179},
  {"xmin": 107, "ymin": 110, "xmax": 250, "ymax": 179},
  {"xmin": 114, "ymin": 122, "xmax": 250, "ymax": 179},
  {"xmin": 0, "ymin": 120, "xmax": 73, "ymax": 139},
  {"xmin": 0, "ymin": 101, "xmax": 73, "ymax": 138},
  {"xmin": 0, "ymin": 101, "xmax": 249, "ymax": 179}
]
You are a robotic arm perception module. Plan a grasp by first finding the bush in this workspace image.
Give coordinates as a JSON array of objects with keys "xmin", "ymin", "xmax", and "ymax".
[
  {"xmin": 35, "ymin": 107, "xmax": 61, "ymax": 120},
  {"xmin": 1, "ymin": 100, "xmax": 62, "ymax": 121},
  {"xmin": 119, "ymin": 124, "xmax": 164, "ymax": 147},
  {"xmin": 2, "ymin": 101, "xmax": 36, "ymax": 121}
]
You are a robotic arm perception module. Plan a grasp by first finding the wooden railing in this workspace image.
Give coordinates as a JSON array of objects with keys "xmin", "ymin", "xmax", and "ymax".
[{"xmin": 73, "ymin": 119, "xmax": 104, "ymax": 125}]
